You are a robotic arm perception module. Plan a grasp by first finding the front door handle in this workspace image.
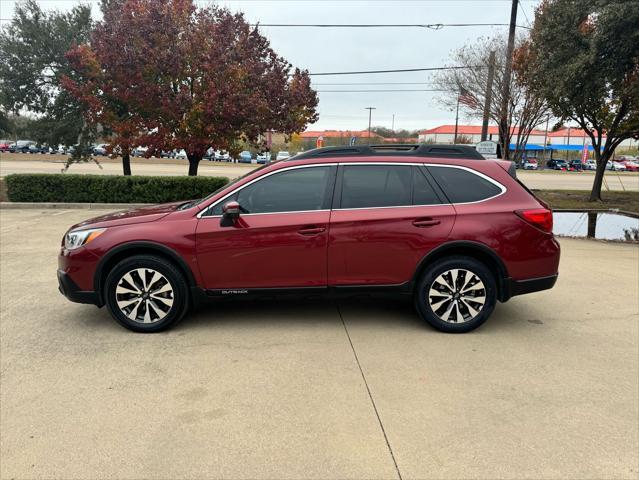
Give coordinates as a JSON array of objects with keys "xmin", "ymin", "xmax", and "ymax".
[
  {"xmin": 298, "ymin": 225, "xmax": 326, "ymax": 236},
  {"xmin": 413, "ymin": 218, "xmax": 441, "ymax": 228}
]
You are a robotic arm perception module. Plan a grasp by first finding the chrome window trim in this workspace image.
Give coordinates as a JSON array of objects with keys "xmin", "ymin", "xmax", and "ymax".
[
  {"xmin": 202, "ymin": 209, "xmax": 331, "ymax": 219},
  {"xmin": 197, "ymin": 163, "xmax": 336, "ymax": 218},
  {"xmin": 197, "ymin": 161, "xmax": 506, "ymax": 218}
]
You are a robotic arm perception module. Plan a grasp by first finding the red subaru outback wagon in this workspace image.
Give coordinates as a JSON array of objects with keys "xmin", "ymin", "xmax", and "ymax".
[{"xmin": 58, "ymin": 145, "xmax": 560, "ymax": 333}]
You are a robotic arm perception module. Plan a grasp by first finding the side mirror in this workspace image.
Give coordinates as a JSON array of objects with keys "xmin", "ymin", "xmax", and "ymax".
[{"xmin": 222, "ymin": 200, "xmax": 241, "ymax": 219}]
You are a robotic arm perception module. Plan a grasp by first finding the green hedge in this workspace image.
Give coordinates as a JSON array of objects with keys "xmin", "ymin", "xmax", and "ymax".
[{"xmin": 5, "ymin": 174, "xmax": 229, "ymax": 203}]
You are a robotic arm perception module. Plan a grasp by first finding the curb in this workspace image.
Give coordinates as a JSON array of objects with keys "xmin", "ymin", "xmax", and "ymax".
[{"xmin": 0, "ymin": 202, "xmax": 151, "ymax": 209}]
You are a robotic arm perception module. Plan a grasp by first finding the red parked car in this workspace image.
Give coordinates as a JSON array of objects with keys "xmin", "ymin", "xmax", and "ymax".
[
  {"xmin": 619, "ymin": 160, "xmax": 639, "ymax": 172},
  {"xmin": 58, "ymin": 145, "xmax": 560, "ymax": 333}
]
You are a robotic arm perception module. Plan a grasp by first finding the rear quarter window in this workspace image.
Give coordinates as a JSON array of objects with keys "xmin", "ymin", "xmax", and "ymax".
[{"xmin": 428, "ymin": 166, "xmax": 503, "ymax": 203}]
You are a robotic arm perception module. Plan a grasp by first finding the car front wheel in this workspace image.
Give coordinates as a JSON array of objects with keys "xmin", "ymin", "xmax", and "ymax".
[
  {"xmin": 104, "ymin": 255, "xmax": 189, "ymax": 332},
  {"xmin": 415, "ymin": 256, "xmax": 497, "ymax": 333}
]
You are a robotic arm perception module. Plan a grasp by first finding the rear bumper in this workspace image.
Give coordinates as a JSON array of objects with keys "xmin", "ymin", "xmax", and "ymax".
[
  {"xmin": 501, "ymin": 274, "xmax": 558, "ymax": 302},
  {"xmin": 57, "ymin": 270, "xmax": 100, "ymax": 306}
]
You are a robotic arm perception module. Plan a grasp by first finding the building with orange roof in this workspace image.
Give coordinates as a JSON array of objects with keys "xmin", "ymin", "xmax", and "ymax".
[{"xmin": 418, "ymin": 124, "xmax": 548, "ymax": 145}]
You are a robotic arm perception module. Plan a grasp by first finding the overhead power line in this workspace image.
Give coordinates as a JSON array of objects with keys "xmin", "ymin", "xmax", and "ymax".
[
  {"xmin": 252, "ymin": 23, "xmax": 531, "ymax": 30},
  {"xmin": 313, "ymin": 82, "xmax": 438, "ymax": 86},
  {"xmin": 518, "ymin": 0, "xmax": 533, "ymax": 27},
  {"xmin": 306, "ymin": 66, "xmax": 484, "ymax": 76},
  {"xmin": 316, "ymin": 89, "xmax": 445, "ymax": 92}
]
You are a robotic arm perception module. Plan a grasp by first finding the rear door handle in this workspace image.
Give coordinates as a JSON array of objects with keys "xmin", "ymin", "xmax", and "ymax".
[
  {"xmin": 413, "ymin": 218, "xmax": 441, "ymax": 228},
  {"xmin": 298, "ymin": 225, "xmax": 326, "ymax": 236}
]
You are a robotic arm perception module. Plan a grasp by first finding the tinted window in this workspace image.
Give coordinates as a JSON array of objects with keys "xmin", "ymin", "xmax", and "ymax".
[
  {"xmin": 428, "ymin": 166, "xmax": 502, "ymax": 203},
  {"xmin": 341, "ymin": 165, "xmax": 412, "ymax": 209},
  {"xmin": 210, "ymin": 166, "xmax": 332, "ymax": 215},
  {"xmin": 412, "ymin": 167, "xmax": 441, "ymax": 205}
]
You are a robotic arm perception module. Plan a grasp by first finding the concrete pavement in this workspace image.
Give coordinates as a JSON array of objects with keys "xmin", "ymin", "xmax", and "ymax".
[{"xmin": 1, "ymin": 208, "xmax": 638, "ymax": 479}]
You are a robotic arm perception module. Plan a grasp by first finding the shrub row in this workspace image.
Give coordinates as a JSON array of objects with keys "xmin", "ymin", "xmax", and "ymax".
[{"xmin": 5, "ymin": 174, "xmax": 229, "ymax": 204}]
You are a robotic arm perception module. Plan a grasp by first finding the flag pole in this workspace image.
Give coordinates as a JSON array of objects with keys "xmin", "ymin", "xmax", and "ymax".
[{"xmin": 453, "ymin": 89, "xmax": 460, "ymax": 144}]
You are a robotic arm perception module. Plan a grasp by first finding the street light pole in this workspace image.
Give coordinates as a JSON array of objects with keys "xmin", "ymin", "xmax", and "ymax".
[{"xmin": 365, "ymin": 107, "xmax": 376, "ymax": 143}]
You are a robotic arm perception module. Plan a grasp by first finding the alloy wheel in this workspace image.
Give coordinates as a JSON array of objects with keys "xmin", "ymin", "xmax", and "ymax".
[
  {"xmin": 428, "ymin": 268, "xmax": 486, "ymax": 324},
  {"xmin": 115, "ymin": 268, "xmax": 174, "ymax": 324}
]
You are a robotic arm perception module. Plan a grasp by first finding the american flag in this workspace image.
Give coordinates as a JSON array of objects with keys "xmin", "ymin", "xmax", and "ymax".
[{"xmin": 458, "ymin": 87, "xmax": 479, "ymax": 109}]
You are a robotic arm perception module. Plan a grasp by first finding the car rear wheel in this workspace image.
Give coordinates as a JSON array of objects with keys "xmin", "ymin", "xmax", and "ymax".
[
  {"xmin": 104, "ymin": 255, "xmax": 189, "ymax": 332},
  {"xmin": 415, "ymin": 256, "xmax": 497, "ymax": 333}
]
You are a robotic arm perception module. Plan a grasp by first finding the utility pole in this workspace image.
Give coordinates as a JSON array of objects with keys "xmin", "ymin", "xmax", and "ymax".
[
  {"xmin": 481, "ymin": 50, "xmax": 496, "ymax": 142},
  {"xmin": 453, "ymin": 90, "xmax": 461, "ymax": 144},
  {"xmin": 542, "ymin": 114, "xmax": 550, "ymax": 163},
  {"xmin": 391, "ymin": 114, "xmax": 395, "ymax": 132},
  {"xmin": 498, "ymin": 0, "xmax": 518, "ymax": 158},
  {"xmin": 365, "ymin": 107, "xmax": 376, "ymax": 143}
]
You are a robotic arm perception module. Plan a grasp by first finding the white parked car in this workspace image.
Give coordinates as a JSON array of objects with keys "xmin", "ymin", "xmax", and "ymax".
[
  {"xmin": 175, "ymin": 149, "xmax": 188, "ymax": 160},
  {"xmin": 93, "ymin": 144, "xmax": 109, "ymax": 156},
  {"xmin": 607, "ymin": 161, "xmax": 626, "ymax": 171},
  {"xmin": 584, "ymin": 160, "xmax": 597, "ymax": 170},
  {"xmin": 522, "ymin": 159, "xmax": 538, "ymax": 170},
  {"xmin": 215, "ymin": 150, "xmax": 230, "ymax": 161},
  {"xmin": 133, "ymin": 146, "xmax": 148, "ymax": 157},
  {"xmin": 256, "ymin": 152, "xmax": 271, "ymax": 164},
  {"xmin": 276, "ymin": 151, "xmax": 291, "ymax": 161}
]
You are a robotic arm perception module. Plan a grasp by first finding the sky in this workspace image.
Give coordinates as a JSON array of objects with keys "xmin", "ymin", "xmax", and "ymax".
[{"xmin": 0, "ymin": 0, "xmax": 539, "ymax": 132}]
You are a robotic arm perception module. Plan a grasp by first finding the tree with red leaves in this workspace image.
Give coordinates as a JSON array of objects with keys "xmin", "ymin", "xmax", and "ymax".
[{"xmin": 64, "ymin": 0, "xmax": 318, "ymax": 176}]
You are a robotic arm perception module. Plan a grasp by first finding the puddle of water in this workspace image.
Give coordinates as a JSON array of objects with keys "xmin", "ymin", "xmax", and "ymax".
[{"xmin": 553, "ymin": 212, "xmax": 639, "ymax": 241}]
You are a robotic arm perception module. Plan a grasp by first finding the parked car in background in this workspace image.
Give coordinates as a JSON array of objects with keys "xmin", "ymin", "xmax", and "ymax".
[
  {"xmin": 215, "ymin": 150, "xmax": 231, "ymax": 162},
  {"xmin": 57, "ymin": 144, "xmax": 560, "ymax": 334},
  {"xmin": 584, "ymin": 160, "xmax": 597, "ymax": 170},
  {"xmin": 276, "ymin": 151, "xmax": 291, "ymax": 161},
  {"xmin": 93, "ymin": 144, "xmax": 109, "ymax": 156},
  {"xmin": 568, "ymin": 160, "xmax": 584, "ymax": 171},
  {"xmin": 160, "ymin": 150, "xmax": 176, "ymax": 158},
  {"xmin": 175, "ymin": 149, "xmax": 187, "ymax": 160},
  {"xmin": 26, "ymin": 144, "xmax": 45, "ymax": 154},
  {"xmin": 238, "ymin": 151, "xmax": 253, "ymax": 163},
  {"xmin": 522, "ymin": 159, "xmax": 538, "ymax": 170},
  {"xmin": 203, "ymin": 148, "xmax": 215, "ymax": 161},
  {"xmin": 256, "ymin": 152, "xmax": 271, "ymax": 164},
  {"xmin": 546, "ymin": 159, "xmax": 568, "ymax": 170},
  {"xmin": 132, "ymin": 146, "xmax": 148, "ymax": 157},
  {"xmin": 619, "ymin": 160, "xmax": 639, "ymax": 172},
  {"xmin": 9, "ymin": 140, "xmax": 36, "ymax": 153},
  {"xmin": 607, "ymin": 161, "xmax": 626, "ymax": 171},
  {"xmin": 0, "ymin": 139, "xmax": 13, "ymax": 151}
]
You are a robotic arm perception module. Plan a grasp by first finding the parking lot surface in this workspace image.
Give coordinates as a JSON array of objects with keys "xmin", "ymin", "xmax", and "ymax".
[
  {"xmin": 1, "ymin": 154, "xmax": 638, "ymax": 191},
  {"xmin": 1, "ymin": 208, "xmax": 638, "ymax": 479}
]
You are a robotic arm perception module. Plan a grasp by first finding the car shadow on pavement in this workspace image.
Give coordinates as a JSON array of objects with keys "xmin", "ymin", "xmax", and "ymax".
[{"xmin": 70, "ymin": 294, "xmax": 535, "ymax": 334}]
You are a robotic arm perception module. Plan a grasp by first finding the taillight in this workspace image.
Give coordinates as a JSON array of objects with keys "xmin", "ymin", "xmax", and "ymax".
[{"xmin": 516, "ymin": 208, "xmax": 553, "ymax": 233}]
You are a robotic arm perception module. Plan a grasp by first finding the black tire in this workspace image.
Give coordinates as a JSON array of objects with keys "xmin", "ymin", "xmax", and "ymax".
[
  {"xmin": 414, "ymin": 255, "xmax": 497, "ymax": 333},
  {"xmin": 104, "ymin": 254, "xmax": 189, "ymax": 332}
]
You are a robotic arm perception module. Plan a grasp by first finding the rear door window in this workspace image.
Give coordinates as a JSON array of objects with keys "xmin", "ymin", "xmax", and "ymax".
[
  {"xmin": 340, "ymin": 165, "xmax": 412, "ymax": 209},
  {"xmin": 428, "ymin": 166, "xmax": 503, "ymax": 203}
]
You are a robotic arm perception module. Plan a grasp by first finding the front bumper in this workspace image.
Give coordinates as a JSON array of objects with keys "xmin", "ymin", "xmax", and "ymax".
[
  {"xmin": 57, "ymin": 270, "xmax": 100, "ymax": 306},
  {"xmin": 501, "ymin": 274, "xmax": 558, "ymax": 302}
]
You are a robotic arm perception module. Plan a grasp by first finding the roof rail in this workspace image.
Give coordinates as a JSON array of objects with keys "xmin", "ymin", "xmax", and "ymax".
[{"xmin": 289, "ymin": 144, "xmax": 485, "ymax": 161}]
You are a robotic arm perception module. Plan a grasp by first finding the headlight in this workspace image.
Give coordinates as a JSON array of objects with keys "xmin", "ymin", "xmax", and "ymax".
[{"xmin": 64, "ymin": 228, "xmax": 106, "ymax": 250}]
